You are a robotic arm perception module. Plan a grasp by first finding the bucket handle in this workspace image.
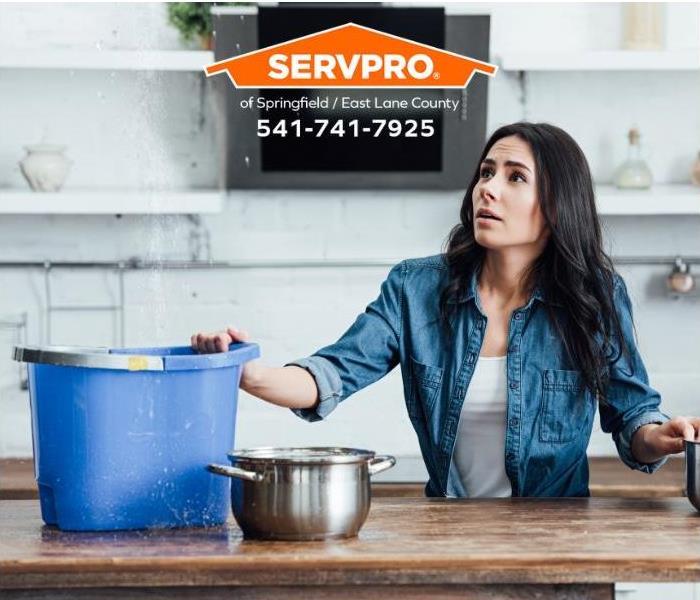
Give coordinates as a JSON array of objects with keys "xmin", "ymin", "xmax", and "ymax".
[
  {"xmin": 207, "ymin": 463, "xmax": 264, "ymax": 483},
  {"xmin": 368, "ymin": 455, "xmax": 396, "ymax": 476}
]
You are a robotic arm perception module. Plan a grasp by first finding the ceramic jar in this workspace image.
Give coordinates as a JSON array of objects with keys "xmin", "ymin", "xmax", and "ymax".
[{"xmin": 19, "ymin": 145, "xmax": 72, "ymax": 192}]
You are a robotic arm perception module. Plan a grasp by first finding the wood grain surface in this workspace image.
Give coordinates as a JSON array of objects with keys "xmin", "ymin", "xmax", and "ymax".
[
  {"xmin": 0, "ymin": 457, "xmax": 686, "ymax": 500},
  {"xmin": 2, "ymin": 496, "xmax": 700, "ymax": 590}
]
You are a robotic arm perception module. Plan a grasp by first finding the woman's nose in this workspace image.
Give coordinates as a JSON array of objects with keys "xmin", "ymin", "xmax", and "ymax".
[{"xmin": 480, "ymin": 178, "xmax": 498, "ymax": 201}]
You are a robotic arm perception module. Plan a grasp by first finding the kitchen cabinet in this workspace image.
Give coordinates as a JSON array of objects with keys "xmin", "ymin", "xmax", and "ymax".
[
  {"xmin": 615, "ymin": 582, "xmax": 697, "ymax": 600},
  {"xmin": 3, "ymin": 496, "xmax": 700, "ymax": 599}
]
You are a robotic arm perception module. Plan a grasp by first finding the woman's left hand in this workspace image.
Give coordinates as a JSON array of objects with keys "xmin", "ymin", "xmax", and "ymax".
[{"xmin": 642, "ymin": 416, "xmax": 700, "ymax": 457}]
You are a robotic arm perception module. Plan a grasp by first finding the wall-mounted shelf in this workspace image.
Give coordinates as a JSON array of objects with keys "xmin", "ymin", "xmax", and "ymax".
[
  {"xmin": 595, "ymin": 184, "xmax": 700, "ymax": 215},
  {"xmin": 0, "ymin": 190, "xmax": 224, "ymax": 214},
  {"xmin": 0, "ymin": 49, "xmax": 213, "ymax": 71},
  {"xmin": 497, "ymin": 49, "xmax": 700, "ymax": 71},
  {"xmin": 0, "ymin": 186, "xmax": 697, "ymax": 216}
]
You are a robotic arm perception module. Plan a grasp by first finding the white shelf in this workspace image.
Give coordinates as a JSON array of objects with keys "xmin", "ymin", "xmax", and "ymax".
[
  {"xmin": 0, "ymin": 190, "xmax": 225, "ymax": 215},
  {"xmin": 0, "ymin": 186, "xmax": 698, "ymax": 216},
  {"xmin": 0, "ymin": 49, "xmax": 214, "ymax": 71},
  {"xmin": 595, "ymin": 184, "xmax": 700, "ymax": 215},
  {"xmin": 497, "ymin": 49, "xmax": 700, "ymax": 71}
]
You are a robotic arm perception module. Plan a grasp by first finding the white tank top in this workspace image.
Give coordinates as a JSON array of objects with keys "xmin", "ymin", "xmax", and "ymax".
[{"xmin": 451, "ymin": 355, "xmax": 512, "ymax": 498}]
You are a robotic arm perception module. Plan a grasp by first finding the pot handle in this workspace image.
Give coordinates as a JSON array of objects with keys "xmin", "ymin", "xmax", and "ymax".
[
  {"xmin": 368, "ymin": 455, "xmax": 396, "ymax": 476},
  {"xmin": 207, "ymin": 463, "xmax": 264, "ymax": 483}
]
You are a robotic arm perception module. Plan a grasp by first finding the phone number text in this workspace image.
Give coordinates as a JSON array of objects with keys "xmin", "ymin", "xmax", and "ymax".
[{"xmin": 257, "ymin": 119, "xmax": 435, "ymax": 138}]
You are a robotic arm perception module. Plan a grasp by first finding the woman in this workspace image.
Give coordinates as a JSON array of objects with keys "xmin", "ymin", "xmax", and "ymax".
[{"xmin": 192, "ymin": 121, "xmax": 700, "ymax": 498}]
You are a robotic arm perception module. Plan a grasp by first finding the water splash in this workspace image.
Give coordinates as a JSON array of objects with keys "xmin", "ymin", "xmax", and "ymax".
[{"xmin": 127, "ymin": 4, "xmax": 190, "ymax": 345}]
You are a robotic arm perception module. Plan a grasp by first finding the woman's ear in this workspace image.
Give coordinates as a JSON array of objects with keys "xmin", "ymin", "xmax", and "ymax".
[{"xmin": 539, "ymin": 223, "xmax": 552, "ymax": 242}]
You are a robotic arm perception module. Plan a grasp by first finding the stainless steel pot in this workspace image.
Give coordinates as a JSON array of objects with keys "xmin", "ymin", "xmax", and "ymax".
[
  {"xmin": 207, "ymin": 447, "xmax": 396, "ymax": 540},
  {"xmin": 686, "ymin": 440, "xmax": 700, "ymax": 511}
]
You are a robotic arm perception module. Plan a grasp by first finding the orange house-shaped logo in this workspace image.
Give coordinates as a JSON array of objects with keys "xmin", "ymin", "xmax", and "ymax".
[{"xmin": 204, "ymin": 22, "xmax": 497, "ymax": 88}]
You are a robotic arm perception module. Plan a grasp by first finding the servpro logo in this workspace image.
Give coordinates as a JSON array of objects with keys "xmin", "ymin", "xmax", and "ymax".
[
  {"xmin": 268, "ymin": 52, "xmax": 435, "ymax": 81},
  {"xmin": 204, "ymin": 22, "xmax": 497, "ymax": 88}
]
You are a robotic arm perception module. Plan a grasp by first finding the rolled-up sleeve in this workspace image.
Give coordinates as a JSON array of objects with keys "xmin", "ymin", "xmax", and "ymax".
[
  {"xmin": 285, "ymin": 260, "xmax": 405, "ymax": 422},
  {"xmin": 599, "ymin": 274, "xmax": 670, "ymax": 473}
]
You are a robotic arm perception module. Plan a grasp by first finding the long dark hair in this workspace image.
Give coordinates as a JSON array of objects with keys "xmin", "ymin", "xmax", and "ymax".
[{"xmin": 439, "ymin": 122, "xmax": 630, "ymax": 404}]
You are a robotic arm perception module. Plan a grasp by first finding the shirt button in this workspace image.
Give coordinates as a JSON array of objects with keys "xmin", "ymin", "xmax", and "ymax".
[
  {"xmin": 514, "ymin": 313, "xmax": 523, "ymax": 321},
  {"xmin": 509, "ymin": 418, "xmax": 519, "ymax": 427},
  {"xmin": 509, "ymin": 381, "xmax": 519, "ymax": 390}
]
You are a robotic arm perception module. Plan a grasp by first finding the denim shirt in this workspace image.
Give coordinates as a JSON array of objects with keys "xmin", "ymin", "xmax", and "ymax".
[{"xmin": 287, "ymin": 254, "xmax": 670, "ymax": 497}]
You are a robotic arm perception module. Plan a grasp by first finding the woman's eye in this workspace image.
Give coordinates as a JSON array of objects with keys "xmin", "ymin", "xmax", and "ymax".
[{"xmin": 479, "ymin": 167, "xmax": 527, "ymax": 183}]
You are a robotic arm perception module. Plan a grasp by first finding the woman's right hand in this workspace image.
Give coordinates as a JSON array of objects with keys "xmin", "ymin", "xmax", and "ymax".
[
  {"xmin": 190, "ymin": 327, "xmax": 318, "ymax": 410},
  {"xmin": 190, "ymin": 327, "xmax": 259, "ymax": 390},
  {"xmin": 190, "ymin": 326, "xmax": 250, "ymax": 354}
]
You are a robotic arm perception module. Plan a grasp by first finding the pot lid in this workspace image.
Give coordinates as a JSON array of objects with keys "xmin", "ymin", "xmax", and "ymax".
[{"xmin": 227, "ymin": 447, "xmax": 376, "ymax": 465}]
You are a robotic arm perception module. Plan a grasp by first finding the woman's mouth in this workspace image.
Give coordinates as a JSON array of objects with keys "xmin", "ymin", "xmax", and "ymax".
[
  {"xmin": 475, "ymin": 208, "xmax": 503, "ymax": 222},
  {"xmin": 476, "ymin": 217, "xmax": 501, "ymax": 226},
  {"xmin": 476, "ymin": 215, "xmax": 503, "ymax": 224}
]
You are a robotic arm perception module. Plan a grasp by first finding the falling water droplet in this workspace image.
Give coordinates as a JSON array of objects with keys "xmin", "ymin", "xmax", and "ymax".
[
  {"xmin": 239, "ymin": 15, "xmax": 244, "ymax": 21},
  {"xmin": 244, "ymin": 156, "xmax": 250, "ymax": 168},
  {"xmin": 212, "ymin": 30, "xmax": 217, "ymax": 38},
  {"xmin": 235, "ymin": 42, "xmax": 240, "ymax": 52},
  {"xmin": 95, "ymin": 40, "xmax": 103, "ymax": 51}
]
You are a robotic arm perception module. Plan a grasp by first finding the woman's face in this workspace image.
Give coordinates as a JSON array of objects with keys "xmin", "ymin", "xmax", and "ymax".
[{"xmin": 471, "ymin": 135, "xmax": 549, "ymax": 251}]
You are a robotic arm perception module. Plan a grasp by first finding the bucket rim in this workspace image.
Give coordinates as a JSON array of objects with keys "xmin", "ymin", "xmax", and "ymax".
[{"xmin": 13, "ymin": 343, "xmax": 260, "ymax": 372}]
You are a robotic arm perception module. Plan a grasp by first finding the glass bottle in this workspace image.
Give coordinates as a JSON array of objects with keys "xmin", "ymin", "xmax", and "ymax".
[{"xmin": 613, "ymin": 128, "xmax": 653, "ymax": 189}]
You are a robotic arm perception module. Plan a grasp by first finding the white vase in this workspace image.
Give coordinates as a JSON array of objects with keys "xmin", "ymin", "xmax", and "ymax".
[{"xmin": 19, "ymin": 144, "xmax": 72, "ymax": 192}]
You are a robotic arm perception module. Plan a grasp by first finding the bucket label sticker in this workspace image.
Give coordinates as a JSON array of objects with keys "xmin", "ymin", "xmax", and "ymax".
[
  {"xmin": 127, "ymin": 356, "xmax": 149, "ymax": 371},
  {"xmin": 204, "ymin": 22, "xmax": 497, "ymax": 89}
]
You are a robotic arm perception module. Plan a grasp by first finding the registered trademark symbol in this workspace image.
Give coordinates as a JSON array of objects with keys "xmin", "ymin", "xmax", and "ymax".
[{"xmin": 433, "ymin": 72, "xmax": 440, "ymax": 79}]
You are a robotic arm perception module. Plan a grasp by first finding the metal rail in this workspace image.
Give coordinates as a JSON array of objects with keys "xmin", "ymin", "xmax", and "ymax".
[{"xmin": 1, "ymin": 255, "xmax": 699, "ymax": 270}]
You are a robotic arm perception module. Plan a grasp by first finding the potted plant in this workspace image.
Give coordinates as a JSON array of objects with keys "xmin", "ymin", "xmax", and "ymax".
[{"xmin": 167, "ymin": 3, "xmax": 241, "ymax": 50}]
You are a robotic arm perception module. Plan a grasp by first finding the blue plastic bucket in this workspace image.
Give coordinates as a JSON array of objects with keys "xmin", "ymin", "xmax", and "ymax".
[{"xmin": 13, "ymin": 342, "xmax": 260, "ymax": 531}]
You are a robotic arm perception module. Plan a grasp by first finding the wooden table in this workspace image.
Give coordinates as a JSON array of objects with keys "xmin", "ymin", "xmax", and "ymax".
[
  {"xmin": 2, "ymin": 497, "xmax": 700, "ymax": 599},
  {"xmin": 1, "ymin": 456, "xmax": 687, "ymax": 500}
]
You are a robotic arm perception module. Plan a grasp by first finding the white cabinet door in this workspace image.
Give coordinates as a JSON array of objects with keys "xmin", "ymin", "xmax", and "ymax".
[{"xmin": 615, "ymin": 583, "xmax": 695, "ymax": 600}]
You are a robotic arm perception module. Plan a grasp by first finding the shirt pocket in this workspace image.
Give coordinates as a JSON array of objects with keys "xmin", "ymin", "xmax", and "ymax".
[
  {"xmin": 407, "ymin": 356, "xmax": 443, "ymax": 421},
  {"xmin": 539, "ymin": 369, "xmax": 591, "ymax": 443}
]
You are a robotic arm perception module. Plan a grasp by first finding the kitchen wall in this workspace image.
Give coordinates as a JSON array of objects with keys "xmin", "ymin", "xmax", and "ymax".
[{"xmin": 1, "ymin": 3, "xmax": 699, "ymax": 480}]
